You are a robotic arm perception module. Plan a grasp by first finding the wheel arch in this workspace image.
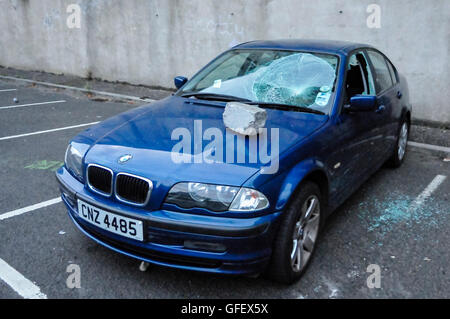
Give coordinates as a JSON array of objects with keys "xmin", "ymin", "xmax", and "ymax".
[
  {"xmin": 399, "ymin": 107, "xmax": 412, "ymax": 132},
  {"xmin": 274, "ymin": 158, "xmax": 330, "ymax": 214},
  {"xmin": 401, "ymin": 107, "xmax": 411, "ymax": 124}
]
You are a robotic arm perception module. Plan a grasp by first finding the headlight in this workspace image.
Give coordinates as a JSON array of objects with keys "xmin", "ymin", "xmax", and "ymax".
[
  {"xmin": 165, "ymin": 182, "xmax": 269, "ymax": 212},
  {"xmin": 65, "ymin": 142, "xmax": 89, "ymax": 181}
]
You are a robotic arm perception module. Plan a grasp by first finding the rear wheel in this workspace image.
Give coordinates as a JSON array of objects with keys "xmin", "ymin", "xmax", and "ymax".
[
  {"xmin": 267, "ymin": 182, "xmax": 323, "ymax": 284},
  {"xmin": 388, "ymin": 119, "xmax": 409, "ymax": 168}
]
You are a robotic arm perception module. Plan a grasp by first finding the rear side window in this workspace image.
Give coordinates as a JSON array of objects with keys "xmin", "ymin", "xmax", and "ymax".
[
  {"xmin": 367, "ymin": 50, "xmax": 394, "ymax": 93},
  {"xmin": 386, "ymin": 59, "xmax": 398, "ymax": 84}
]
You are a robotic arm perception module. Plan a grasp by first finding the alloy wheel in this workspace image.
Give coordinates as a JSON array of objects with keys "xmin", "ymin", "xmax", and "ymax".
[
  {"xmin": 291, "ymin": 195, "xmax": 320, "ymax": 272},
  {"xmin": 398, "ymin": 123, "xmax": 408, "ymax": 161}
]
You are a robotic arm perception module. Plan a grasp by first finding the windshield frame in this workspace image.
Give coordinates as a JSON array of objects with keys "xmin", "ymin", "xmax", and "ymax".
[{"xmin": 176, "ymin": 48, "xmax": 341, "ymax": 115}]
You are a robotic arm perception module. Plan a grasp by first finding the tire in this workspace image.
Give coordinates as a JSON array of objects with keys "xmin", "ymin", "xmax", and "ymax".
[
  {"xmin": 388, "ymin": 118, "xmax": 409, "ymax": 168},
  {"xmin": 267, "ymin": 182, "xmax": 323, "ymax": 284}
]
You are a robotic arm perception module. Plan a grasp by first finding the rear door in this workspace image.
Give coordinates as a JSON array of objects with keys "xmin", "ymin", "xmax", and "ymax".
[
  {"xmin": 365, "ymin": 49, "xmax": 399, "ymax": 158},
  {"xmin": 385, "ymin": 57, "xmax": 403, "ymax": 151}
]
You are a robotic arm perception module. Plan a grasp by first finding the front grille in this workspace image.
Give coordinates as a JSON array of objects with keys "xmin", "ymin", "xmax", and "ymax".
[
  {"xmin": 115, "ymin": 173, "xmax": 151, "ymax": 205},
  {"xmin": 87, "ymin": 165, "xmax": 113, "ymax": 195}
]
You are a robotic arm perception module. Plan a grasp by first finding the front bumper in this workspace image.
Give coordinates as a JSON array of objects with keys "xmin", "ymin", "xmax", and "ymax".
[{"xmin": 56, "ymin": 167, "xmax": 282, "ymax": 275}]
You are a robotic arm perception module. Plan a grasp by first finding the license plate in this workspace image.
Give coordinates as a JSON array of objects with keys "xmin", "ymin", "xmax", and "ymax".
[{"xmin": 77, "ymin": 199, "xmax": 144, "ymax": 241}]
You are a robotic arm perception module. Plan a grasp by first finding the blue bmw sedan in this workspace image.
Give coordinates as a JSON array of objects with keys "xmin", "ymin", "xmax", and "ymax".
[{"xmin": 57, "ymin": 39, "xmax": 411, "ymax": 283}]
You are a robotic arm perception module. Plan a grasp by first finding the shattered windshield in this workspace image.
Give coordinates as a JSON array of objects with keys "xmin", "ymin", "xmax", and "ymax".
[{"xmin": 180, "ymin": 49, "xmax": 338, "ymax": 113}]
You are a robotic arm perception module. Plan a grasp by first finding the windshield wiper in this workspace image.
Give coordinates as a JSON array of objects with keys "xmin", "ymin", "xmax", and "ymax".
[
  {"xmin": 248, "ymin": 102, "xmax": 326, "ymax": 115},
  {"xmin": 181, "ymin": 93, "xmax": 326, "ymax": 115},
  {"xmin": 181, "ymin": 92, "xmax": 252, "ymax": 103}
]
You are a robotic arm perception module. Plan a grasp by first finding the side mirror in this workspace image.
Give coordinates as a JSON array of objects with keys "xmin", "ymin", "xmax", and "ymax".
[
  {"xmin": 174, "ymin": 76, "xmax": 188, "ymax": 89},
  {"xmin": 346, "ymin": 95, "xmax": 377, "ymax": 112}
]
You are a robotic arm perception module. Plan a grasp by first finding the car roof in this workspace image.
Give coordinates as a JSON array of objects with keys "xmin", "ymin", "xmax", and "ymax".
[{"xmin": 233, "ymin": 39, "xmax": 374, "ymax": 55}]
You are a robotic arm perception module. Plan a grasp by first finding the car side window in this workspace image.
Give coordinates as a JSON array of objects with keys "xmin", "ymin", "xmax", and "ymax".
[
  {"xmin": 386, "ymin": 59, "xmax": 398, "ymax": 84},
  {"xmin": 345, "ymin": 51, "xmax": 375, "ymax": 103},
  {"xmin": 367, "ymin": 50, "xmax": 394, "ymax": 93}
]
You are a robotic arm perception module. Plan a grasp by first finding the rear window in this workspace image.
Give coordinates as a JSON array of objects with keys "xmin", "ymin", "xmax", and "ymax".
[
  {"xmin": 386, "ymin": 59, "xmax": 398, "ymax": 84},
  {"xmin": 367, "ymin": 50, "xmax": 394, "ymax": 93}
]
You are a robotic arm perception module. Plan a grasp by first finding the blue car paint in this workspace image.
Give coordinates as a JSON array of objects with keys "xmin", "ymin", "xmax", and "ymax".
[{"xmin": 56, "ymin": 39, "xmax": 411, "ymax": 275}]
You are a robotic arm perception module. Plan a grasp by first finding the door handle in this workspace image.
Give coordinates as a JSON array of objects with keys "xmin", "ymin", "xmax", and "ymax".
[
  {"xmin": 397, "ymin": 91, "xmax": 403, "ymax": 99},
  {"xmin": 376, "ymin": 105, "xmax": 385, "ymax": 114}
]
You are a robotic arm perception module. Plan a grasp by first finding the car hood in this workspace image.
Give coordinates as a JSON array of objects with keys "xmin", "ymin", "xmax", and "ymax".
[{"xmin": 81, "ymin": 96, "xmax": 328, "ymax": 187}]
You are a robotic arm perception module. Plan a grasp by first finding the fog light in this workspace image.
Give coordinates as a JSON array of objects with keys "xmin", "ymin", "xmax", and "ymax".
[{"xmin": 184, "ymin": 240, "xmax": 226, "ymax": 253}]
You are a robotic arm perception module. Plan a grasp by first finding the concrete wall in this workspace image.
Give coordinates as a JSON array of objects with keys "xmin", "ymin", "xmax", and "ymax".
[{"xmin": 0, "ymin": 0, "xmax": 449, "ymax": 123}]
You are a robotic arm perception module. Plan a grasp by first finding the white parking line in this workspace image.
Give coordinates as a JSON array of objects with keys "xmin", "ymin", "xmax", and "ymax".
[
  {"xmin": 0, "ymin": 89, "xmax": 17, "ymax": 92},
  {"xmin": 0, "ymin": 100, "xmax": 66, "ymax": 110},
  {"xmin": 0, "ymin": 197, "xmax": 62, "ymax": 221},
  {"xmin": 409, "ymin": 175, "xmax": 447, "ymax": 211},
  {"xmin": 0, "ymin": 258, "xmax": 47, "ymax": 299},
  {"xmin": 408, "ymin": 141, "xmax": 450, "ymax": 154},
  {"xmin": 0, "ymin": 121, "xmax": 99, "ymax": 141}
]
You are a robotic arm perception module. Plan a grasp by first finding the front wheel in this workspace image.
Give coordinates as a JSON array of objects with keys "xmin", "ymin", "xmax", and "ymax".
[
  {"xmin": 267, "ymin": 182, "xmax": 323, "ymax": 284},
  {"xmin": 388, "ymin": 120, "xmax": 409, "ymax": 168}
]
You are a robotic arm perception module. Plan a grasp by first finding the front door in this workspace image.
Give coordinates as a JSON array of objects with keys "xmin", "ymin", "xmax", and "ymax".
[{"xmin": 327, "ymin": 51, "xmax": 381, "ymax": 204}]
